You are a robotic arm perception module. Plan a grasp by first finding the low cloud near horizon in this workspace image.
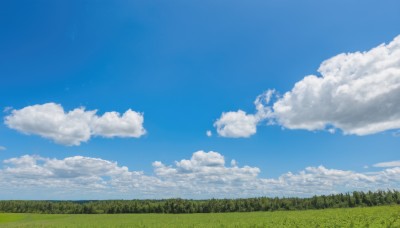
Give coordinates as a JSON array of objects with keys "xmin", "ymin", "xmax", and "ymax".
[
  {"xmin": 1, "ymin": 150, "xmax": 399, "ymax": 199},
  {"xmin": 373, "ymin": 160, "xmax": 400, "ymax": 168},
  {"xmin": 4, "ymin": 103, "xmax": 146, "ymax": 146},
  {"xmin": 215, "ymin": 34, "xmax": 400, "ymax": 137}
]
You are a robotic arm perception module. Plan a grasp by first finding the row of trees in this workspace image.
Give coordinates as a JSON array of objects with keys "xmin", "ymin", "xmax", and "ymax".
[{"xmin": 1, "ymin": 190, "xmax": 399, "ymax": 214}]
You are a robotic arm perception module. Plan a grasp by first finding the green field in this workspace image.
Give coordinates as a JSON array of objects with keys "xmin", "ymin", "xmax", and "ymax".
[{"xmin": 1, "ymin": 205, "xmax": 400, "ymax": 227}]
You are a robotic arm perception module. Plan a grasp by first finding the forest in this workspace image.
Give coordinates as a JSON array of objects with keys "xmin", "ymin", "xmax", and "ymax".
[{"xmin": 0, "ymin": 190, "xmax": 399, "ymax": 214}]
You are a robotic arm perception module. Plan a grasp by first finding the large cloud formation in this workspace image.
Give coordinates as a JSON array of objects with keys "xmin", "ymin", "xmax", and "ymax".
[
  {"xmin": 1, "ymin": 150, "xmax": 399, "ymax": 199},
  {"xmin": 4, "ymin": 103, "xmax": 146, "ymax": 146},
  {"xmin": 215, "ymin": 35, "xmax": 400, "ymax": 137}
]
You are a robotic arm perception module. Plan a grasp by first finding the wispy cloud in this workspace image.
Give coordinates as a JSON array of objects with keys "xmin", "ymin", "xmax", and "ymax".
[{"xmin": 373, "ymin": 160, "xmax": 400, "ymax": 168}]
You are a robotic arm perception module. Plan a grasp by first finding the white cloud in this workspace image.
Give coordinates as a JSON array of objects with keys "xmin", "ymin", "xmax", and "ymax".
[
  {"xmin": 91, "ymin": 109, "xmax": 146, "ymax": 138},
  {"xmin": 214, "ymin": 110, "xmax": 258, "ymax": 137},
  {"xmin": 373, "ymin": 160, "xmax": 400, "ymax": 168},
  {"xmin": 206, "ymin": 130, "xmax": 212, "ymax": 137},
  {"xmin": 214, "ymin": 90, "xmax": 274, "ymax": 138},
  {"xmin": 215, "ymin": 35, "xmax": 400, "ymax": 137},
  {"xmin": 4, "ymin": 103, "xmax": 146, "ymax": 146},
  {"xmin": 0, "ymin": 155, "xmax": 157, "ymax": 195},
  {"xmin": 1, "ymin": 151, "xmax": 400, "ymax": 199},
  {"xmin": 0, "ymin": 146, "xmax": 6, "ymax": 151},
  {"xmin": 272, "ymin": 35, "xmax": 400, "ymax": 135},
  {"xmin": 263, "ymin": 166, "xmax": 377, "ymax": 196}
]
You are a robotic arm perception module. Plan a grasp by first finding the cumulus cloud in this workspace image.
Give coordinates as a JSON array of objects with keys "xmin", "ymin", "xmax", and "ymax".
[
  {"xmin": 4, "ymin": 103, "xmax": 146, "ymax": 146},
  {"xmin": 0, "ymin": 155, "xmax": 160, "ymax": 196},
  {"xmin": 206, "ymin": 130, "xmax": 212, "ymax": 137},
  {"xmin": 214, "ymin": 90, "xmax": 274, "ymax": 137},
  {"xmin": 214, "ymin": 110, "xmax": 258, "ymax": 137},
  {"xmin": 264, "ymin": 166, "xmax": 377, "ymax": 195},
  {"xmin": 1, "ymin": 151, "xmax": 399, "ymax": 199},
  {"xmin": 271, "ymin": 35, "xmax": 400, "ymax": 135},
  {"xmin": 152, "ymin": 151, "xmax": 261, "ymax": 196},
  {"xmin": 91, "ymin": 110, "xmax": 145, "ymax": 138},
  {"xmin": 215, "ymin": 35, "xmax": 400, "ymax": 137}
]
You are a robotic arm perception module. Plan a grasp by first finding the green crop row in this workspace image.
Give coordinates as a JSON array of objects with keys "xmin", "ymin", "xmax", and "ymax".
[{"xmin": 1, "ymin": 205, "xmax": 399, "ymax": 227}]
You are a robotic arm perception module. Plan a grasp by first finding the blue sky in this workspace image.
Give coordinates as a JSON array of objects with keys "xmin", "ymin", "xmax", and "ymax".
[{"xmin": 1, "ymin": 0, "xmax": 400, "ymax": 199}]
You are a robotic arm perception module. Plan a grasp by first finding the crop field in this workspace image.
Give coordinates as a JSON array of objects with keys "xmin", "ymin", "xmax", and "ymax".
[{"xmin": 1, "ymin": 205, "xmax": 400, "ymax": 227}]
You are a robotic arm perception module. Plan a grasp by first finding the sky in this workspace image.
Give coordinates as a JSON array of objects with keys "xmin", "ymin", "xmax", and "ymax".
[{"xmin": 1, "ymin": 0, "xmax": 400, "ymax": 199}]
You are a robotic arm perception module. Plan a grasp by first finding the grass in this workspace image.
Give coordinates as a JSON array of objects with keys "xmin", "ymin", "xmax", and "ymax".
[{"xmin": 1, "ymin": 205, "xmax": 400, "ymax": 227}]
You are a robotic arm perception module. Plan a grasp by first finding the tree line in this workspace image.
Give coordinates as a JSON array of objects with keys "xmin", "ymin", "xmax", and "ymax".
[{"xmin": 0, "ymin": 190, "xmax": 399, "ymax": 214}]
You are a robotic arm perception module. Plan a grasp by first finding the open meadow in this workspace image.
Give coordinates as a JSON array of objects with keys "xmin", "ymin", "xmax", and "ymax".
[{"xmin": 1, "ymin": 205, "xmax": 400, "ymax": 227}]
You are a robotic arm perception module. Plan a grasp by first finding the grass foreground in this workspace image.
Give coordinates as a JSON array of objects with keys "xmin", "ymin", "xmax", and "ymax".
[{"xmin": 1, "ymin": 205, "xmax": 400, "ymax": 227}]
